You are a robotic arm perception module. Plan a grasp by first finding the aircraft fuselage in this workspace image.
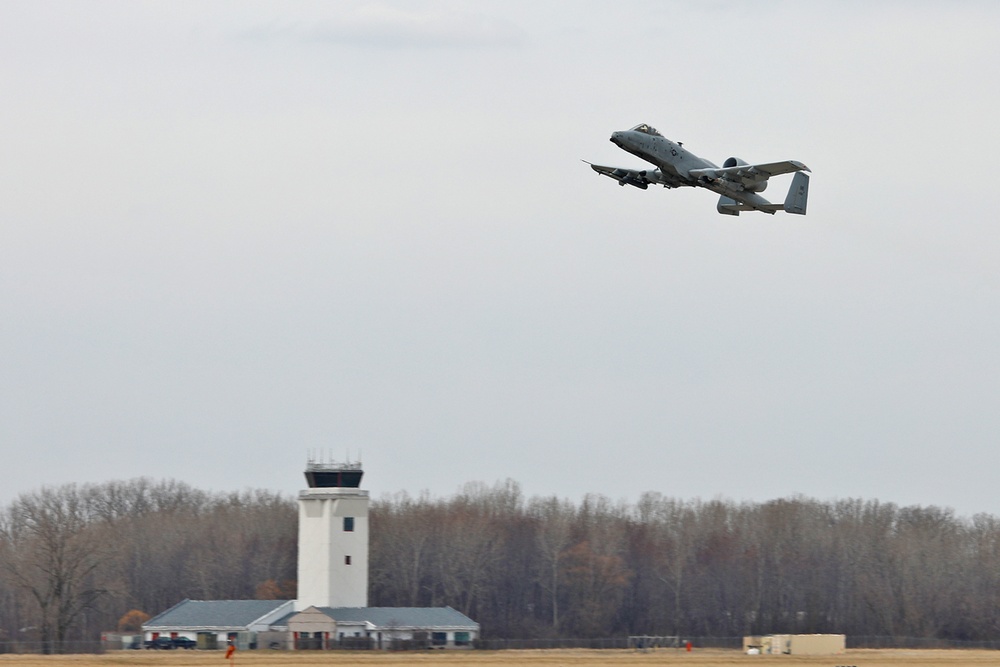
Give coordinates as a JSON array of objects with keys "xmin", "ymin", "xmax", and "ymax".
[
  {"xmin": 609, "ymin": 128, "xmax": 774, "ymax": 210},
  {"xmin": 611, "ymin": 129, "xmax": 713, "ymax": 184}
]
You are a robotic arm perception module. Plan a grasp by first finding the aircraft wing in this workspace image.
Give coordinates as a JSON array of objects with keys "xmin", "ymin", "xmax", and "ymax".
[
  {"xmin": 585, "ymin": 161, "xmax": 652, "ymax": 189},
  {"xmin": 584, "ymin": 161, "xmax": 685, "ymax": 189},
  {"xmin": 689, "ymin": 160, "xmax": 810, "ymax": 183}
]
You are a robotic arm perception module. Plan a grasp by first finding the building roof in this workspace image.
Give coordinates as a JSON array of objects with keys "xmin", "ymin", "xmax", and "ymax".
[
  {"xmin": 315, "ymin": 606, "xmax": 479, "ymax": 629},
  {"xmin": 144, "ymin": 599, "xmax": 294, "ymax": 631}
]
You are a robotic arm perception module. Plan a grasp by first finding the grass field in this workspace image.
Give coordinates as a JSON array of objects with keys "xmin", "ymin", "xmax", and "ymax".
[{"xmin": 1, "ymin": 649, "xmax": 999, "ymax": 667}]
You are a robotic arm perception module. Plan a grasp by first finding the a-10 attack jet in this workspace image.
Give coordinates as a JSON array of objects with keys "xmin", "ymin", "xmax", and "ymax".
[{"xmin": 586, "ymin": 124, "xmax": 810, "ymax": 216}]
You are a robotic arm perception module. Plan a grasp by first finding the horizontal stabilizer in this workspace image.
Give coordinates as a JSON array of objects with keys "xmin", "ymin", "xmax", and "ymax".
[{"xmin": 718, "ymin": 196, "xmax": 780, "ymax": 216}]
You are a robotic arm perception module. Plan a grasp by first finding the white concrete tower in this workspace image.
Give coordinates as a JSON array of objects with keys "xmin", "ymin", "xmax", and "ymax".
[{"xmin": 296, "ymin": 459, "xmax": 369, "ymax": 610}]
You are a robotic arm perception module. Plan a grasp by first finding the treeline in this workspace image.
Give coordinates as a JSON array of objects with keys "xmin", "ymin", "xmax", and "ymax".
[
  {"xmin": 2, "ymin": 478, "xmax": 1000, "ymax": 649},
  {"xmin": 371, "ymin": 482, "xmax": 1000, "ymax": 640},
  {"xmin": 0, "ymin": 479, "xmax": 297, "ymax": 650}
]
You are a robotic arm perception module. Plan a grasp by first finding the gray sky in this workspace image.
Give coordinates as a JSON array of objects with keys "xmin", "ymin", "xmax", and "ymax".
[{"xmin": 2, "ymin": 1, "xmax": 999, "ymax": 517}]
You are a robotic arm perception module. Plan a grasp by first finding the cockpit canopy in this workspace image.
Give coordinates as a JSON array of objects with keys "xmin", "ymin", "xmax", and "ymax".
[{"xmin": 630, "ymin": 124, "xmax": 663, "ymax": 137}]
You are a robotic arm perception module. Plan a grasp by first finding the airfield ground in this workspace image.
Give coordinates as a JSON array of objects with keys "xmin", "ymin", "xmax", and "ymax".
[{"xmin": 0, "ymin": 649, "xmax": 998, "ymax": 667}]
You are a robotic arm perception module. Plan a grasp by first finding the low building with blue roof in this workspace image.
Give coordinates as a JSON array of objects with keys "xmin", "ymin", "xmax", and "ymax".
[
  {"xmin": 274, "ymin": 605, "xmax": 479, "ymax": 650},
  {"xmin": 143, "ymin": 599, "xmax": 295, "ymax": 649}
]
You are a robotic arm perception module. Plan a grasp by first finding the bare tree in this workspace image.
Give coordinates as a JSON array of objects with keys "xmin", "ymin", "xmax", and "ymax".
[
  {"xmin": 370, "ymin": 491, "xmax": 435, "ymax": 606},
  {"xmin": 0, "ymin": 485, "xmax": 109, "ymax": 652},
  {"xmin": 638, "ymin": 493, "xmax": 699, "ymax": 637},
  {"xmin": 529, "ymin": 496, "xmax": 574, "ymax": 632}
]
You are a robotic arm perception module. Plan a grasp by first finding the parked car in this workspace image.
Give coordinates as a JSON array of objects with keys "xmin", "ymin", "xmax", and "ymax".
[
  {"xmin": 144, "ymin": 637, "xmax": 174, "ymax": 650},
  {"xmin": 171, "ymin": 637, "xmax": 197, "ymax": 649}
]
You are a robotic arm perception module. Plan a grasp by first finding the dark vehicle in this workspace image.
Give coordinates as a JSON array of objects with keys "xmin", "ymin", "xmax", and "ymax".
[
  {"xmin": 171, "ymin": 637, "xmax": 197, "ymax": 649},
  {"xmin": 144, "ymin": 637, "xmax": 174, "ymax": 650}
]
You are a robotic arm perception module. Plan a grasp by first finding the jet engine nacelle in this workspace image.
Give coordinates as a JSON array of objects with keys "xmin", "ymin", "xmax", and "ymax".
[
  {"xmin": 639, "ymin": 168, "xmax": 666, "ymax": 186},
  {"xmin": 722, "ymin": 156, "xmax": 766, "ymax": 192}
]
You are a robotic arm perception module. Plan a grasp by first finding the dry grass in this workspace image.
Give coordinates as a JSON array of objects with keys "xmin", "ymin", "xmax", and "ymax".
[{"xmin": 2, "ymin": 648, "xmax": 1000, "ymax": 667}]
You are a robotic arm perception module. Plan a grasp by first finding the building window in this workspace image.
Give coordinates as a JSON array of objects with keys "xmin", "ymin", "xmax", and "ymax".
[
  {"xmin": 343, "ymin": 517, "xmax": 354, "ymax": 532},
  {"xmin": 345, "ymin": 555, "xmax": 351, "ymax": 565}
]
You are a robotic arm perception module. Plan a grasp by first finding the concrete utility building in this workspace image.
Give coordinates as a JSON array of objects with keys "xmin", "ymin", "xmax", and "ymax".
[
  {"xmin": 743, "ymin": 634, "xmax": 846, "ymax": 655},
  {"xmin": 142, "ymin": 459, "xmax": 479, "ymax": 649}
]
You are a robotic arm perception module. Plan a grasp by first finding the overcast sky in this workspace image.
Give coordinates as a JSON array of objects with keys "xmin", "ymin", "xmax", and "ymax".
[{"xmin": 2, "ymin": 1, "xmax": 999, "ymax": 517}]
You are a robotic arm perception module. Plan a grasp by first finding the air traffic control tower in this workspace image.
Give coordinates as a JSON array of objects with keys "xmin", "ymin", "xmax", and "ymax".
[{"xmin": 296, "ymin": 458, "xmax": 369, "ymax": 610}]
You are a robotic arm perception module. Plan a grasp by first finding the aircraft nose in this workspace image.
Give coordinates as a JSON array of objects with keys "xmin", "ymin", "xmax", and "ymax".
[{"xmin": 610, "ymin": 132, "xmax": 622, "ymax": 146}]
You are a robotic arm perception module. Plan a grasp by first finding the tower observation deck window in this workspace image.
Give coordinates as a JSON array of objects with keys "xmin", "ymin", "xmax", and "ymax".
[{"xmin": 343, "ymin": 517, "xmax": 354, "ymax": 532}]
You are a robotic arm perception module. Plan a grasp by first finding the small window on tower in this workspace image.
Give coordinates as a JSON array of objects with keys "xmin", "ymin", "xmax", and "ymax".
[
  {"xmin": 345, "ymin": 555, "xmax": 352, "ymax": 565},
  {"xmin": 343, "ymin": 517, "xmax": 354, "ymax": 532}
]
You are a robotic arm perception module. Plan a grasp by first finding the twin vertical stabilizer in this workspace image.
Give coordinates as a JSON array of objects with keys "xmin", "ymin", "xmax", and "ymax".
[
  {"xmin": 716, "ymin": 171, "xmax": 810, "ymax": 216},
  {"xmin": 783, "ymin": 171, "xmax": 809, "ymax": 215}
]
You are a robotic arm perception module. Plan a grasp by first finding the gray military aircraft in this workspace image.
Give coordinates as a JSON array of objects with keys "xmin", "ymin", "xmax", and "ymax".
[{"xmin": 586, "ymin": 124, "xmax": 810, "ymax": 216}]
